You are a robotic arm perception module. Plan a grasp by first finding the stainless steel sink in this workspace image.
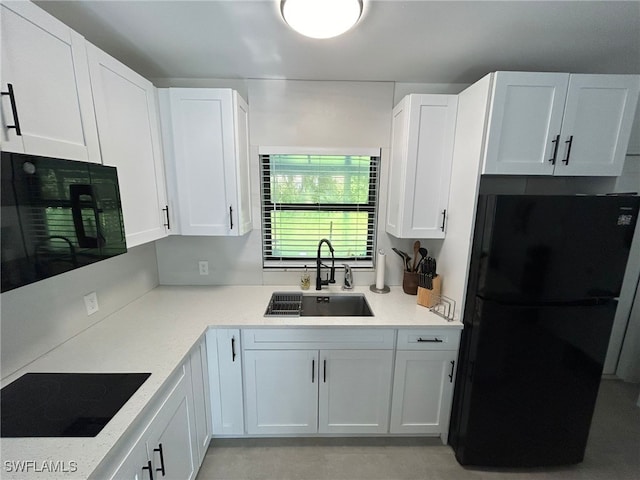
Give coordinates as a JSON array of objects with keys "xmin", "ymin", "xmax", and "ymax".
[
  {"xmin": 264, "ymin": 292, "xmax": 373, "ymax": 317},
  {"xmin": 300, "ymin": 294, "xmax": 373, "ymax": 317}
]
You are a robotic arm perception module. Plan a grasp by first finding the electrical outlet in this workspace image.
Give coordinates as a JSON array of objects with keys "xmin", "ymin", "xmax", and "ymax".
[
  {"xmin": 84, "ymin": 292, "xmax": 99, "ymax": 316},
  {"xmin": 198, "ymin": 261, "xmax": 209, "ymax": 275}
]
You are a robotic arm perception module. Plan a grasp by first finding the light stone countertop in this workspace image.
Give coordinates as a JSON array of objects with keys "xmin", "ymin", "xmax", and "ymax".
[{"xmin": 0, "ymin": 284, "xmax": 462, "ymax": 479}]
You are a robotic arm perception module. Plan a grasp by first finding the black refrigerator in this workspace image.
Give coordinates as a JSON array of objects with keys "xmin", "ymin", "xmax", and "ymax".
[{"xmin": 448, "ymin": 194, "xmax": 639, "ymax": 467}]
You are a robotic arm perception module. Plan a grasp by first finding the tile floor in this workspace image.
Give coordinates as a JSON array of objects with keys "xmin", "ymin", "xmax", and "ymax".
[{"xmin": 196, "ymin": 379, "xmax": 640, "ymax": 480}]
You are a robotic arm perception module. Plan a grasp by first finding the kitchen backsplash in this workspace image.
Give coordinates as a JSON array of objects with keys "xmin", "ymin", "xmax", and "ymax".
[{"xmin": 0, "ymin": 243, "xmax": 159, "ymax": 379}]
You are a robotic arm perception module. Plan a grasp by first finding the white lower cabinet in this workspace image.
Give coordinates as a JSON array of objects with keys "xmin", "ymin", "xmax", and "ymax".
[
  {"xmin": 207, "ymin": 328, "xmax": 245, "ymax": 435},
  {"xmin": 189, "ymin": 338, "xmax": 211, "ymax": 468},
  {"xmin": 389, "ymin": 350, "xmax": 457, "ymax": 435},
  {"xmin": 208, "ymin": 327, "xmax": 461, "ymax": 441},
  {"xmin": 107, "ymin": 437, "xmax": 149, "ymax": 480},
  {"xmin": 390, "ymin": 328, "xmax": 461, "ymax": 442},
  {"xmin": 101, "ymin": 336, "xmax": 214, "ymax": 480},
  {"xmin": 242, "ymin": 328, "xmax": 395, "ymax": 436},
  {"xmin": 318, "ymin": 350, "xmax": 393, "ymax": 434},
  {"xmin": 244, "ymin": 349, "xmax": 319, "ymax": 435},
  {"xmin": 244, "ymin": 349, "xmax": 394, "ymax": 436},
  {"xmin": 144, "ymin": 376, "xmax": 196, "ymax": 480},
  {"xmin": 106, "ymin": 365, "xmax": 197, "ymax": 480}
]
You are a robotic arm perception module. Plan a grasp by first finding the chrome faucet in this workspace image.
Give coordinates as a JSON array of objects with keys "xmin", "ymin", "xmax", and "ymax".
[
  {"xmin": 342, "ymin": 264, "xmax": 353, "ymax": 290},
  {"xmin": 316, "ymin": 238, "xmax": 336, "ymax": 290}
]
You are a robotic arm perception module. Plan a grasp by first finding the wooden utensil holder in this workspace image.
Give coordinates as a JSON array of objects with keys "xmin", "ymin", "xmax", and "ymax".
[{"xmin": 417, "ymin": 275, "xmax": 442, "ymax": 308}]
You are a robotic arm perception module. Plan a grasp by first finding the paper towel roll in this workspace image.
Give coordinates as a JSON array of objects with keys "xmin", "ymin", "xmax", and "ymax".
[{"xmin": 376, "ymin": 249, "xmax": 386, "ymax": 289}]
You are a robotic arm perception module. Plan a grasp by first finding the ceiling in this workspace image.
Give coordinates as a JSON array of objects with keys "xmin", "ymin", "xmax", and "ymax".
[{"xmin": 34, "ymin": 0, "xmax": 640, "ymax": 84}]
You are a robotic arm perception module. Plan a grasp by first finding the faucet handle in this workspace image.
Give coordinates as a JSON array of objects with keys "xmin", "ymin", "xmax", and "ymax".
[{"xmin": 342, "ymin": 264, "xmax": 353, "ymax": 289}]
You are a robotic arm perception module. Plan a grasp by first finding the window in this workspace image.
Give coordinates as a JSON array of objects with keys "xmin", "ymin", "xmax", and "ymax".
[{"xmin": 260, "ymin": 149, "xmax": 380, "ymax": 268}]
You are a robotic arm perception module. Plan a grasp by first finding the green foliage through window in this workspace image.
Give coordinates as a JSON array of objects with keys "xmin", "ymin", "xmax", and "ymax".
[{"xmin": 261, "ymin": 153, "xmax": 379, "ymax": 266}]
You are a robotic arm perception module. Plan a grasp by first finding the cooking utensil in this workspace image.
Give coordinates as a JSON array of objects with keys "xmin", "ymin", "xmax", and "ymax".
[
  {"xmin": 392, "ymin": 247, "xmax": 412, "ymax": 272},
  {"xmin": 412, "ymin": 241, "xmax": 420, "ymax": 272},
  {"xmin": 415, "ymin": 247, "xmax": 428, "ymax": 271},
  {"xmin": 424, "ymin": 256, "xmax": 437, "ymax": 289},
  {"xmin": 391, "ymin": 247, "xmax": 405, "ymax": 268}
]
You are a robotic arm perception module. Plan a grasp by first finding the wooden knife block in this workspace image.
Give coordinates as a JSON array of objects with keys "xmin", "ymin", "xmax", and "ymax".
[{"xmin": 417, "ymin": 275, "xmax": 442, "ymax": 308}]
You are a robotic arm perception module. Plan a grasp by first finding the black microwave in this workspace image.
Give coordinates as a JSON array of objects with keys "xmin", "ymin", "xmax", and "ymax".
[{"xmin": 1, "ymin": 151, "xmax": 127, "ymax": 292}]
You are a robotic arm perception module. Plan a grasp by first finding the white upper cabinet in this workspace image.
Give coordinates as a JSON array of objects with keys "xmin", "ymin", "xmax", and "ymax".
[
  {"xmin": 386, "ymin": 94, "xmax": 458, "ymax": 238},
  {"xmin": 557, "ymin": 75, "xmax": 640, "ymax": 176},
  {"xmin": 482, "ymin": 72, "xmax": 568, "ymax": 175},
  {"xmin": 1, "ymin": 1, "xmax": 101, "ymax": 162},
  {"xmin": 483, "ymin": 72, "xmax": 640, "ymax": 176},
  {"xmin": 86, "ymin": 43, "xmax": 169, "ymax": 248},
  {"xmin": 159, "ymin": 88, "xmax": 252, "ymax": 236}
]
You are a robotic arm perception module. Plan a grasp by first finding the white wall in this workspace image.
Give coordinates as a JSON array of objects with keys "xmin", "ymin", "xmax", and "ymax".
[
  {"xmin": 155, "ymin": 79, "xmax": 453, "ymax": 288},
  {"xmin": 0, "ymin": 243, "xmax": 159, "ymax": 378}
]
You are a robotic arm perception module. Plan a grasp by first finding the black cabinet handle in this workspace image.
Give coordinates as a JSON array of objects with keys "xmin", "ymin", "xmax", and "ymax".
[
  {"xmin": 562, "ymin": 135, "xmax": 574, "ymax": 165},
  {"xmin": 448, "ymin": 360, "xmax": 455, "ymax": 383},
  {"xmin": 142, "ymin": 460, "xmax": 154, "ymax": 480},
  {"xmin": 323, "ymin": 359, "xmax": 327, "ymax": 383},
  {"xmin": 162, "ymin": 205, "xmax": 170, "ymax": 229},
  {"xmin": 549, "ymin": 134, "xmax": 560, "ymax": 165},
  {"xmin": 312, "ymin": 359, "xmax": 315, "ymax": 383},
  {"xmin": 231, "ymin": 336, "xmax": 236, "ymax": 362},
  {"xmin": 154, "ymin": 443, "xmax": 166, "ymax": 476},
  {"xmin": 1, "ymin": 84, "xmax": 22, "ymax": 136},
  {"xmin": 229, "ymin": 206, "xmax": 233, "ymax": 230},
  {"xmin": 440, "ymin": 210, "xmax": 446, "ymax": 232},
  {"xmin": 417, "ymin": 337, "xmax": 443, "ymax": 343}
]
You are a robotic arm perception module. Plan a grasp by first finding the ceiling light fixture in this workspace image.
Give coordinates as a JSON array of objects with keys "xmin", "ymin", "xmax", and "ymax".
[{"xmin": 280, "ymin": 0, "xmax": 364, "ymax": 39}]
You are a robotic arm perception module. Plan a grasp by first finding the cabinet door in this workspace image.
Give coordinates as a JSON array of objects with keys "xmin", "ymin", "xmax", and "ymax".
[
  {"xmin": 166, "ymin": 88, "xmax": 250, "ymax": 236},
  {"xmin": 385, "ymin": 97, "xmax": 409, "ymax": 237},
  {"xmin": 483, "ymin": 72, "xmax": 569, "ymax": 175},
  {"xmin": 390, "ymin": 350, "xmax": 457, "ymax": 437},
  {"xmin": 1, "ymin": 2, "xmax": 101, "ymax": 162},
  {"xmin": 145, "ymin": 367, "xmax": 197, "ymax": 480},
  {"xmin": 556, "ymin": 74, "xmax": 640, "ymax": 176},
  {"xmin": 244, "ymin": 350, "xmax": 318, "ymax": 435},
  {"xmin": 318, "ymin": 350, "xmax": 393, "ymax": 434},
  {"xmin": 207, "ymin": 329, "xmax": 244, "ymax": 435},
  {"xmin": 87, "ymin": 44, "xmax": 168, "ymax": 247},
  {"xmin": 232, "ymin": 92, "xmax": 253, "ymax": 235},
  {"xmin": 189, "ymin": 338, "xmax": 211, "ymax": 467},
  {"xmin": 386, "ymin": 94, "xmax": 457, "ymax": 238},
  {"xmin": 108, "ymin": 440, "xmax": 149, "ymax": 480}
]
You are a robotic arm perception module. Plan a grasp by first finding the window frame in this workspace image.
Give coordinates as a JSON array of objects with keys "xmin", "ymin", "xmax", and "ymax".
[{"xmin": 259, "ymin": 147, "xmax": 381, "ymax": 269}]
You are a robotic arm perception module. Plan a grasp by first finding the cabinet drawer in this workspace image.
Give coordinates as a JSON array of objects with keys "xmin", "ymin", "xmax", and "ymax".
[
  {"xmin": 242, "ymin": 328, "xmax": 395, "ymax": 350},
  {"xmin": 396, "ymin": 329, "xmax": 461, "ymax": 350}
]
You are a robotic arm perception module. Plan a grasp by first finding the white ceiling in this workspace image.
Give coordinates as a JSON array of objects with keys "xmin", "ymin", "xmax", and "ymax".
[{"xmin": 34, "ymin": 0, "xmax": 640, "ymax": 84}]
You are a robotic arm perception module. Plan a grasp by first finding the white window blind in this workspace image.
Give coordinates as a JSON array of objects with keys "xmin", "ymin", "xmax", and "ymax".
[{"xmin": 261, "ymin": 151, "xmax": 380, "ymax": 268}]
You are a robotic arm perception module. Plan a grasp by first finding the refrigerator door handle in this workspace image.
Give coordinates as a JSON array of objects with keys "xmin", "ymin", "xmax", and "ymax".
[{"xmin": 468, "ymin": 360, "xmax": 475, "ymax": 383}]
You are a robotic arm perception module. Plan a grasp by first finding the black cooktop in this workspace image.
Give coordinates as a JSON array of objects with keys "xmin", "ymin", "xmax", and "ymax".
[{"xmin": 1, "ymin": 372, "xmax": 151, "ymax": 437}]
